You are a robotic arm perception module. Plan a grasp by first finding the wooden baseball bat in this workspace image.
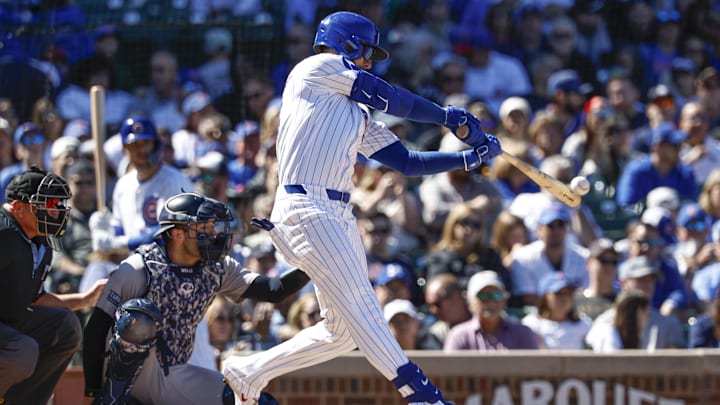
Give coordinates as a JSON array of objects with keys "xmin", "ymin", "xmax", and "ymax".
[
  {"xmin": 456, "ymin": 125, "xmax": 581, "ymax": 208},
  {"xmin": 90, "ymin": 85, "xmax": 107, "ymax": 212},
  {"xmin": 499, "ymin": 151, "xmax": 581, "ymax": 207}
]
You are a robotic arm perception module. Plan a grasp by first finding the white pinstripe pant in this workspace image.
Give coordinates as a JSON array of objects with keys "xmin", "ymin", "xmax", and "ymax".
[{"xmin": 224, "ymin": 185, "xmax": 408, "ymax": 400}]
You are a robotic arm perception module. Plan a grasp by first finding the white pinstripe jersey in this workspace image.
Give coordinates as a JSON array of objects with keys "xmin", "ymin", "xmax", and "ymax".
[
  {"xmin": 276, "ymin": 53, "xmax": 399, "ymax": 192},
  {"xmin": 111, "ymin": 164, "xmax": 194, "ymax": 239}
]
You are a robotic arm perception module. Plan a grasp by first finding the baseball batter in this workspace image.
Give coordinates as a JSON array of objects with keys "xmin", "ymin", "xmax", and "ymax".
[{"xmin": 224, "ymin": 11, "xmax": 502, "ymax": 404}]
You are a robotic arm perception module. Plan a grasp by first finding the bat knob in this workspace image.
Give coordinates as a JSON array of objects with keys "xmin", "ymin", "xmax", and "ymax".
[{"xmin": 456, "ymin": 125, "xmax": 468, "ymax": 139}]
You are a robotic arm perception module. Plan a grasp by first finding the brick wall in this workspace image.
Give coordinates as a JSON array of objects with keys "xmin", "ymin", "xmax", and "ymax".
[{"xmin": 54, "ymin": 350, "xmax": 720, "ymax": 405}]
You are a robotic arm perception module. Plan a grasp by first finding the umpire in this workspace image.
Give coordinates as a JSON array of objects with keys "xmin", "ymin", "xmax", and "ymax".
[{"xmin": 0, "ymin": 166, "xmax": 106, "ymax": 404}]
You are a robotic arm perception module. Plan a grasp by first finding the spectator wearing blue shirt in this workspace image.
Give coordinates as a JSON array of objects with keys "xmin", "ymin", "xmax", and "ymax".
[
  {"xmin": 688, "ymin": 284, "xmax": 720, "ymax": 348},
  {"xmin": 691, "ymin": 222, "xmax": 720, "ymax": 307},
  {"xmin": 227, "ymin": 120, "xmax": 260, "ymax": 196},
  {"xmin": 616, "ymin": 123, "xmax": 698, "ymax": 208},
  {"xmin": 627, "ymin": 221, "xmax": 690, "ymax": 316}
]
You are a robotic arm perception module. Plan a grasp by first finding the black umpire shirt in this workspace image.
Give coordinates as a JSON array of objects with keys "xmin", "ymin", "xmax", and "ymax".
[{"xmin": 0, "ymin": 208, "xmax": 52, "ymax": 327}]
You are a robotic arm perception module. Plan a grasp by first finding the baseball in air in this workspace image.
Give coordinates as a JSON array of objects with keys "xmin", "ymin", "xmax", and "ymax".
[{"xmin": 570, "ymin": 176, "xmax": 591, "ymax": 196}]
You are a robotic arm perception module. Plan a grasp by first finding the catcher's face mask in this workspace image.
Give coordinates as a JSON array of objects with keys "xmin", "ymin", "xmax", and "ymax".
[{"xmin": 187, "ymin": 205, "xmax": 234, "ymax": 263}]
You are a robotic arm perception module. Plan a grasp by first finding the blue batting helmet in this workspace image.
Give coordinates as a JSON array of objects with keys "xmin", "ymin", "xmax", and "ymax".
[
  {"xmin": 313, "ymin": 11, "xmax": 389, "ymax": 61},
  {"xmin": 120, "ymin": 116, "xmax": 159, "ymax": 145}
]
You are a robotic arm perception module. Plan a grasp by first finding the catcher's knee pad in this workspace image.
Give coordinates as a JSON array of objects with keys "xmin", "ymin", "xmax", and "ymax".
[
  {"xmin": 392, "ymin": 361, "xmax": 449, "ymax": 404},
  {"xmin": 108, "ymin": 298, "xmax": 162, "ymax": 380},
  {"xmin": 99, "ymin": 298, "xmax": 162, "ymax": 404}
]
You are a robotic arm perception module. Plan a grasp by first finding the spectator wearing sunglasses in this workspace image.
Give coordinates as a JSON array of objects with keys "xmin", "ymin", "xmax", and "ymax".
[
  {"xmin": 626, "ymin": 221, "xmax": 689, "ymax": 316},
  {"xmin": 510, "ymin": 203, "xmax": 590, "ymax": 307},
  {"xmin": 358, "ymin": 210, "xmax": 416, "ymax": 288},
  {"xmin": 444, "ymin": 271, "xmax": 538, "ymax": 351},
  {"xmin": 425, "ymin": 202, "xmax": 509, "ymax": 294},
  {"xmin": 575, "ymin": 238, "xmax": 620, "ymax": 320},
  {"xmin": 418, "ymin": 134, "xmax": 503, "ymax": 244},
  {"xmin": 0, "ymin": 122, "xmax": 46, "ymax": 203}
]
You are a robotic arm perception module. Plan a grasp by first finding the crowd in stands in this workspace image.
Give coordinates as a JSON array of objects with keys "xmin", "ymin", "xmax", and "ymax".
[{"xmin": 2, "ymin": 0, "xmax": 720, "ymax": 372}]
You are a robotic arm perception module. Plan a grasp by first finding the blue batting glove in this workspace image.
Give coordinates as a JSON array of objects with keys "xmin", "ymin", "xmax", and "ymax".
[
  {"xmin": 461, "ymin": 149, "xmax": 481, "ymax": 171},
  {"xmin": 475, "ymin": 134, "xmax": 502, "ymax": 161},
  {"xmin": 445, "ymin": 107, "xmax": 488, "ymax": 147},
  {"xmin": 443, "ymin": 106, "xmax": 468, "ymax": 131},
  {"xmin": 250, "ymin": 217, "xmax": 275, "ymax": 231}
]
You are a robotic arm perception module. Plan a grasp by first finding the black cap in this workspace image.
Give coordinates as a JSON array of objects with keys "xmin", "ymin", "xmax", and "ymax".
[
  {"xmin": 6, "ymin": 166, "xmax": 49, "ymax": 203},
  {"xmin": 647, "ymin": 84, "xmax": 672, "ymax": 102},
  {"xmin": 65, "ymin": 159, "xmax": 94, "ymax": 178}
]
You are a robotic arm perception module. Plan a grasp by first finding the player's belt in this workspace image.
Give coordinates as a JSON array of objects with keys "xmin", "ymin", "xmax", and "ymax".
[{"xmin": 284, "ymin": 184, "xmax": 351, "ymax": 204}]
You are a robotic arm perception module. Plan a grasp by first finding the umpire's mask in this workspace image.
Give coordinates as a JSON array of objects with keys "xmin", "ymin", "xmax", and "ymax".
[{"xmin": 6, "ymin": 166, "xmax": 72, "ymax": 250}]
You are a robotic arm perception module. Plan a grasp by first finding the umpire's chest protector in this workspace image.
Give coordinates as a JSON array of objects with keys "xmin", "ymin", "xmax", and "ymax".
[{"xmin": 140, "ymin": 244, "xmax": 222, "ymax": 366}]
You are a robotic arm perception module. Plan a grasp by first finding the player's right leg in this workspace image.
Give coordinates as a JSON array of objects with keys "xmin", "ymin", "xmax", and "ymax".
[{"xmin": 259, "ymin": 208, "xmax": 450, "ymax": 404}]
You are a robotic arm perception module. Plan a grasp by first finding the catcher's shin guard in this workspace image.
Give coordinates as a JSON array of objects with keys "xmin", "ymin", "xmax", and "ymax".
[{"xmin": 98, "ymin": 299, "xmax": 162, "ymax": 405}]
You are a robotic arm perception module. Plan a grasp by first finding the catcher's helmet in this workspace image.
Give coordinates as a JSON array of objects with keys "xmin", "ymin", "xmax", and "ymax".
[
  {"xmin": 155, "ymin": 192, "xmax": 234, "ymax": 262},
  {"xmin": 313, "ymin": 11, "xmax": 388, "ymax": 61}
]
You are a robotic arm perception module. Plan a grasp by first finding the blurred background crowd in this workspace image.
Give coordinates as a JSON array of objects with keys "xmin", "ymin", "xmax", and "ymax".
[{"xmin": 2, "ymin": 0, "xmax": 720, "ymax": 371}]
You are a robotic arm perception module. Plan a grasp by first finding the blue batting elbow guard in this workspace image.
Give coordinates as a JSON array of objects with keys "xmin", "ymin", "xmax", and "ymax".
[
  {"xmin": 392, "ymin": 361, "xmax": 450, "ymax": 404},
  {"xmin": 350, "ymin": 71, "xmax": 446, "ymax": 124}
]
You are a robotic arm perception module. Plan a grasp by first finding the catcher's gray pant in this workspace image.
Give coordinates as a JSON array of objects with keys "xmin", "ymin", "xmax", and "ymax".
[
  {"xmin": 127, "ymin": 346, "xmax": 229, "ymax": 405},
  {"xmin": 0, "ymin": 305, "xmax": 82, "ymax": 404}
]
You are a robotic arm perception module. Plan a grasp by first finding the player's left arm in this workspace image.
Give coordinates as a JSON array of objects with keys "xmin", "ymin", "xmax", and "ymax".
[{"xmin": 348, "ymin": 69, "xmax": 488, "ymax": 146}]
